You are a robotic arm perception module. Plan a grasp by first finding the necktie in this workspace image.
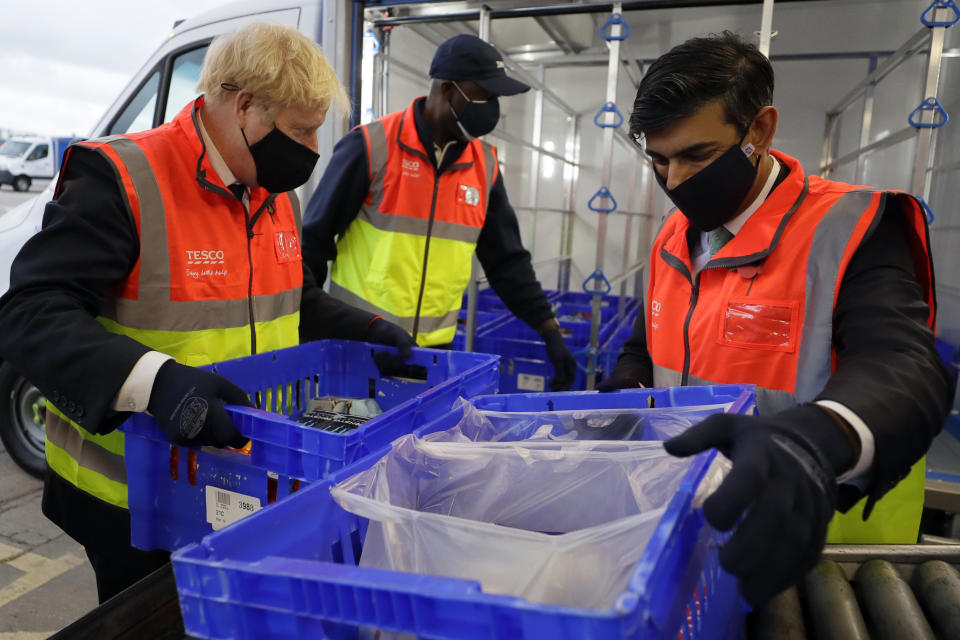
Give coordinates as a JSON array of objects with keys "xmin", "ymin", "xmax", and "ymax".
[
  {"xmin": 707, "ymin": 226, "xmax": 735, "ymax": 256},
  {"xmin": 228, "ymin": 182, "xmax": 245, "ymax": 201}
]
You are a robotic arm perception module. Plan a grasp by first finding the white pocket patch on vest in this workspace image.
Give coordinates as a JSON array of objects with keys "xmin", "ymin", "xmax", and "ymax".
[
  {"xmin": 458, "ymin": 184, "xmax": 481, "ymax": 207},
  {"xmin": 205, "ymin": 485, "xmax": 262, "ymax": 530}
]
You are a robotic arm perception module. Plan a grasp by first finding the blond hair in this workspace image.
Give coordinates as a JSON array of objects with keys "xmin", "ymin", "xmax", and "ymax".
[{"xmin": 197, "ymin": 23, "xmax": 349, "ymax": 117}]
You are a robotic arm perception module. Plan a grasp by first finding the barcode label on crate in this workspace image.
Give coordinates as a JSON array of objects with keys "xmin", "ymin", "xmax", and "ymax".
[
  {"xmin": 205, "ymin": 486, "xmax": 262, "ymax": 531},
  {"xmin": 517, "ymin": 374, "xmax": 546, "ymax": 392}
]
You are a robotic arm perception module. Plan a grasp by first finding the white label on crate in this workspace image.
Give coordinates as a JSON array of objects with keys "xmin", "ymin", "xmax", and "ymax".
[
  {"xmin": 517, "ymin": 373, "xmax": 546, "ymax": 392},
  {"xmin": 205, "ymin": 486, "xmax": 262, "ymax": 531}
]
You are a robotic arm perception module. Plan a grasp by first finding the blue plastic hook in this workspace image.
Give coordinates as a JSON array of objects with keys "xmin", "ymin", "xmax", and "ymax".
[
  {"xmin": 918, "ymin": 198, "xmax": 936, "ymax": 225},
  {"xmin": 582, "ymin": 269, "xmax": 612, "ymax": 296},
  {"xmin": 921, "ymin": 0, "xmax": 960, "ymax": 27},
  {"xmin": 363, "ymin": 28, "xmax": 381, "ymax": 54},
  {"xmin": 588, "ymin": 187, "xmax": 618, "ymax": 213},
  {"xmin": 593, "ymin": 102, "xmax": 624, "ymax": 128},
  {"xmin": 573, "ymin": 347, "xmax": 599, "ymax": 375},
  {"xmin": 600, "ymin": 13, "xmax": 631, "ymax": 41},
  {"xmin": 908, "ymin": 97, "xmax": 949, "ymax": 128}
]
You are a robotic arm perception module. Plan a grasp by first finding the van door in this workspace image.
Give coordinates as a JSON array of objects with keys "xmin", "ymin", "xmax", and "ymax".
[{"xmin": 24, "ymin": 143, "xmax": 53, "ymax": 178}]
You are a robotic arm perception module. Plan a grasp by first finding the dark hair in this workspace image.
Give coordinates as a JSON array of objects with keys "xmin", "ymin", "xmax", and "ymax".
[{"xmin": 629, "ymin": 31, "xmax": 773, "ymax": 141}]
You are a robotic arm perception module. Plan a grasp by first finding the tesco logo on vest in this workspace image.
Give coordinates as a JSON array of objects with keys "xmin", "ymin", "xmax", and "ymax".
[{"xmin": 185, "ymin": 249, "xmax": 226, "ymax": 265}]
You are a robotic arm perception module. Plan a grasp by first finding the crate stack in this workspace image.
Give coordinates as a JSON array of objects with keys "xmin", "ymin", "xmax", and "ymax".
[
  {"xmin": 172, "ymin": 385, "xmax": 758, "ymax": 640},
  {"xmin": 454, "ymin": 288, "xmax": 641, "ymax": 392}
]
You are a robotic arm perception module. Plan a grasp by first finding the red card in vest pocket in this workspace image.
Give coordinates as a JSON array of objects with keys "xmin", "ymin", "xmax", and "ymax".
[
  {"xmin": 719, "ymin": 296, "xmax": 800, "ymax": 352},
  {"xmin": 274, "ymin": 230, "xmax": 301, "ymax": 263}
]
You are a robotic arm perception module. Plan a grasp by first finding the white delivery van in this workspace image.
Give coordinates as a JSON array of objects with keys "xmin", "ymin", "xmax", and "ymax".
[{"xmin": 0, "ymin": 135, "xmax": 75, "ymax": 192}]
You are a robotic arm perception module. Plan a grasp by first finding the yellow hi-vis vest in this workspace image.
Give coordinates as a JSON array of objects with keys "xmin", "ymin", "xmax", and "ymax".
[
  {"xmin": 44, "ymin": 99, "xmax": 301, "ymax": 509},
  {"xmin": 329, "ymin": 99, "xmax": 497, "ymax": 346}
]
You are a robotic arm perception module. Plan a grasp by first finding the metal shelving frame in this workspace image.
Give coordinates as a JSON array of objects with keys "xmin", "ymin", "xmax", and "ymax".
[
  {"xmin": 360, "ymin": 1, "xmax": 653, "ymax": 364},
  {"xmin": 819, "ymin": 2, "xmax": 956, "ymax": 200},
  {"xmin": 356, "ymin": 0, "xmax": 794, "ymax": 386}
]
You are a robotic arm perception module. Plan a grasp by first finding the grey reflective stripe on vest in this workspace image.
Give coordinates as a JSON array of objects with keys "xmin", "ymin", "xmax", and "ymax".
[
  {"xmin": 329, "ymin": 282, "xmax": 460, "ymax": 336},
  {"xmin": 794, "ymin": 189, "xmax": 884, "ymax": 402},
  {"xmin": 288, "ymin": 189, "xmax": 302, "ymax": 236},
  {"xmin": 45, "ymin": 412, "xmax": 127, "ymax": 484},
  {"xmin": 100, "ymin": 288, "xmax": 301, "ymax": 331},
  {"xmin": 88, "ymin": 136, "xmax": 298, "ymax": 331},
  {"xmin": 365, "ymin": 120, "xmax": 389, "ymax": 211},
  {"xmin": 481, "ymin": 141, "xmax": 496, "ymax": 197},
  {"xmin": 358, "ymin": 207, "xmax": 482, "ymax": 243}
]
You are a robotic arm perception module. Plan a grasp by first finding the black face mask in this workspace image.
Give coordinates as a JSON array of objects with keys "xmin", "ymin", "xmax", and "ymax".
[
  {"xmin": 241, "ymin": 126, "xmax": 319, "ymax": 193},
  {"xmin": 655, "ymin": 139, "xmax": 760, "ymax": 232},
  {"xmin": 450, "ymin": 82, "xmax": 500, "ymax": 140}
]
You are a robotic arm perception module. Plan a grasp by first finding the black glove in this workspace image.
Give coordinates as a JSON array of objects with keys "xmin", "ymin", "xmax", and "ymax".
[
  {"xmin": 366, "ymin": 317, "xmax": 414, "ymax": 358},
  {"xmin": 147, "ymin": 360, "xmax": 251, "ymax": 448},
  {"xmin": 542, "ymin": 329, "xmax": 576, "ymax": 391},
  {"xmin": 596, "ymin": 363, "xmax": 646, "ymax": 392},
  {"xmin": 664, "ymin": 404, "xmax": 857, "ymax": 606}
]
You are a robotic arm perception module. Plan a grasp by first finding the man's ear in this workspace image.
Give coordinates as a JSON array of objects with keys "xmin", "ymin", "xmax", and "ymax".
[
  {"xmin": 234, "ymin": 90, "xmax": 256, "ymax": 128},
  {"xmin": 749, "ymin": 106, "xmax": 778, "ymax": 155}
]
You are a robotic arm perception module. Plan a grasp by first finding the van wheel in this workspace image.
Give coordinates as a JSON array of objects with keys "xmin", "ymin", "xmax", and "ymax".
[
  {"xmin": 12, "ymin": 176, "xmax": 30, "ymax": 192},
  {"xmin": 0, "ymin": 363, "xmax": 47, "ymax": 478}
]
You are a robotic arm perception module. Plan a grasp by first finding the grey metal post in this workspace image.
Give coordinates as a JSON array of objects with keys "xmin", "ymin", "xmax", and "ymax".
[
  {"xmin": 854, "ymin": 60, "xmax": 877, "ymax": 184},
  {"xmin": 527, "ymin": 66, "xmax": 546, "ymax": 260},
  {"xmin": 465, "ymin": 7, "xmax": 493, "ymax": 351},
  {"xmin": 377, "ymin": 27, "xmax": 390, "ymax": 118},
  {"xmin": 560, "ymin": 115, "xmax": 580, "ymax": 293},
  {"xmin": 587, "ymin": 3, "xmax": 624, "ymax": 389},
  {"xmin": 619, "ymin": 156, "xmax": 642, "ymax": 316},
  {"xmin": 758, "ymin": 0, "xmax": 775, "ymax": 57},
  {"xmin": 912, "ymin": 8, "xmax": 948, "ymax": 200}
]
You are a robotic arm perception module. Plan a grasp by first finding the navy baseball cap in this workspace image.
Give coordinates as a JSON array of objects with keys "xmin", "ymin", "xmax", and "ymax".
[{"xmin": 429, "ymin": 34, "xmax": 530, "ymax": 96}]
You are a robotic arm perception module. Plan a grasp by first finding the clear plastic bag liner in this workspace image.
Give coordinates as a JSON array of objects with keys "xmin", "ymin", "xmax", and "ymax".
[
  {"xmin": 332, "ymin": 435, "xmax": 692, "ymax": 610},
  {"xmin": 423, "ymin": 398, "xmax": 733, "ymax": 443}
]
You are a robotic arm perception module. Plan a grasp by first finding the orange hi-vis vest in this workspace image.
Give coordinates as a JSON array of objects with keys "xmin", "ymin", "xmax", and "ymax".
[
  {"xmin": 44, "ymin": 98, "xmax": 302, "ymax": 509},
  {"xmin": 645, "ymin": 149, "xmax": 936, "ymax": 543},
  {"xmin": 329, "ymin": 99, "xmax": 498, "ymax": 346}
]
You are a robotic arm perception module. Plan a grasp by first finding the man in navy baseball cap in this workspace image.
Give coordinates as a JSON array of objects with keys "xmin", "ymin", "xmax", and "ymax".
[{"xmin": 301, "ymin": 33, "xmax": 579, "ymax": 392}]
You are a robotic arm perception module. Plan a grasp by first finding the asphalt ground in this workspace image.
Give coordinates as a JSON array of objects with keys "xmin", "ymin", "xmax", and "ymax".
[{"xmin": 0, "ymin": 442, "xmax": 98, "ymax": 638}]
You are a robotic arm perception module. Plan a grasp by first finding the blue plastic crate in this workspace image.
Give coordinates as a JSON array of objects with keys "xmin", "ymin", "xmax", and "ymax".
[
  {"xmin": 461, "ymin": 288, "xmax": 563, "ymax": 313},
  {"xmin": 121, "ymin": 340, "xmax": 499, "ymax": 552},
  {"xmin": 172, "ymin": 385, "xmax": 755, "ymax": 640},
  {"xmin": 598, "ymin": 309, "xmax": 641, "ymax": 376},
  {"xmin": 474, "ymin": 317, "xmax": 620, "ymax": 392}
]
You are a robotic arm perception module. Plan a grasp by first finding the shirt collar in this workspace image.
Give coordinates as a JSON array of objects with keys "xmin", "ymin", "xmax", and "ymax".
[
  {"xmin": 412, "ymin": 96, "xmax": 466, "ymax": 170},
  {"xmin": 723, "ymin": 155, "xmax": 782, "ymax": 236},
  {"xmin": 196, "ymin": 110, "xmax": 239, "ymax": 188}
]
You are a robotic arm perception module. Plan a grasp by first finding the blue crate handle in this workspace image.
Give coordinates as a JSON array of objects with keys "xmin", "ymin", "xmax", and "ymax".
[
  {"xmin": 909, "ymin": 97, "xmax": 949, "ymax": 128},
  {"xmin": 588, "ymin": 186, "xmax": 618, "ymax": 213},
  {"xmin": 363, "ymin": 28, "xmax": 381, "ymax": 53},
  {"xmin": 582, "ymin": 269, "xmax": 612, "ymax": 295},
  {"xmin": 600, "ymin": 13, "xmax": 630, "ymax": 40},
  {"xmin": 573, "ymin": 346, "xmax": 598, "ymax": 375},
  {"xmin": 593, "ymin": 102, "xmax": 624, "ymax": 128},
  {"xmin": 922, "ymin": 0, "xmax": 960, "ymax": 26}
]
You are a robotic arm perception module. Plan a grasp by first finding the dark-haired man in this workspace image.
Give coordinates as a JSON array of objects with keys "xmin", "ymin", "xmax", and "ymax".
[
  {"xmin": 600, "ymin": 31, "xmax": 953, "ymax": 604},
  {"xmin": 302, "ymin": 34, "xmax": 577, "ymax": 391}
]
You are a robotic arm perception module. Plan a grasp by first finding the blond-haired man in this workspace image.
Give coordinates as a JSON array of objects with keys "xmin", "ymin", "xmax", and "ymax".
[{"xmin": 0, "ymin": 23, "xmax": 412, "ymax": 602}]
